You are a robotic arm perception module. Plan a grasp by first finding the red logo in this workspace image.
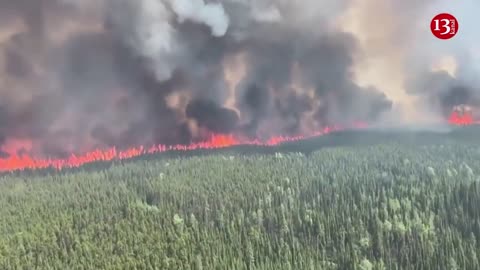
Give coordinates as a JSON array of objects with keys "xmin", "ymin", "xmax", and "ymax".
[{"xmin": 430, "ymin": 13, "xmax": 458, "ymax": 40}]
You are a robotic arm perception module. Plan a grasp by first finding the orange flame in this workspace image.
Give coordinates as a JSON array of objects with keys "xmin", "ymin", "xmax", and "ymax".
[
  {"xmin": 0, "ymin": 123, "xmax": 367, "ymax": 172},
  {"xmin": 448, "ymin": 110, "xmax": 480, "ymax": 126},
  {"xmin": 4, "ymin": 116, "xmax": 477, "ymax": 173}
]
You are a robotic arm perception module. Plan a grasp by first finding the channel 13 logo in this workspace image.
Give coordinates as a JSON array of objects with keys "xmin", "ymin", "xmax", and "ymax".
[{"xmin": 430, "ymin": 13, "xmax": 459, "ymax": 40}]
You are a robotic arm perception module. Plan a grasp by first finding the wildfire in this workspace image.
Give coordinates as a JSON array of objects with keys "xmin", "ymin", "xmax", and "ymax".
[
  {"xmin": 0, "ymin": 123, "xmax": 368, "ymax": 172},
  {"xmin": 448, "ymin": 104, "xmax": 480, "ymax": 126},
  {"xmin": 0, "ymin": 115, "xmax": 477, "ymax": 173},
  {"xmin": 448, "ymin": 111, "xmax": 473, "ymax": 125}
]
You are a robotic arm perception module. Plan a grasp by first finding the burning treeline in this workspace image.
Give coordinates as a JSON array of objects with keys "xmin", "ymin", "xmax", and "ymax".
[{"xmin": 0, "ymin": 0, "xmax": 478, "ymax": 159}]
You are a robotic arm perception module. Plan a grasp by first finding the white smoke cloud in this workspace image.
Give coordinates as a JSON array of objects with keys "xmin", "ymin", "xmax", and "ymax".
[
  {"xmin": 171, "ymin": 0, "xmax": 229, "ymax": 36},
  {"xmin": 105, "ymin": 0, "xmax": 230, "ymax": 81}
]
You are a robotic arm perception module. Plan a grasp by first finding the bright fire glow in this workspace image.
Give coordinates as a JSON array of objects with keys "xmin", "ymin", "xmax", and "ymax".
[
  {"xmin": 448, "ymin": 111, "xmax": 480, "ymax": 125},
  {"xmin": 0, "ymin": 117, "xmax": 477, "ymax": 173},
  {"xmin": 0, "ymin": 123, "xmax": 368, "ymax": 172}
]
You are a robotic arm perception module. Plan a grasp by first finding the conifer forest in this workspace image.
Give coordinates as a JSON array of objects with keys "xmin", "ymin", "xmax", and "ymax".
[{"xmin": 1, "ymin": 129, "xmax": 480, "ymax": 269}]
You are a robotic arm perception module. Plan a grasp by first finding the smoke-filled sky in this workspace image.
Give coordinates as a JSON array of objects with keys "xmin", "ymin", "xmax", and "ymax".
[{"xmin": 0, "ymin": 0, "xmax": 478, "ymax": 157}]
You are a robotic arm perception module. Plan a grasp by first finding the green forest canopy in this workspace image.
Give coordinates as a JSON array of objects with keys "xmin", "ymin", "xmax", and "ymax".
[{"xmin": 1, "ymin": 128, "xmax": 480, "ymax": 269}]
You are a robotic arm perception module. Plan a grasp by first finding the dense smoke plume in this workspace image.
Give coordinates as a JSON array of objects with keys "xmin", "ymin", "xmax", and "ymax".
[{"xmin": 0, "ymin": 0, "xmax": 477, "ymax": 157}]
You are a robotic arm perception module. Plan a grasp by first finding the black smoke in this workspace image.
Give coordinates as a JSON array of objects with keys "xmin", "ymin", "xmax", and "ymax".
[
  {"xmin": 408, "ymin": 70, "xmax": 480, "ymax": 116},
  {"xmin": 186, "ymin": 99, "xmax": 239, "ymax": 134},
  {"xmin": 0, "ymin": 0, "xmax": 395, "ymax": 157}
]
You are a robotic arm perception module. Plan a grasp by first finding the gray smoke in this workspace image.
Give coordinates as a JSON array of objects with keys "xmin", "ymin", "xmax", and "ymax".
[
  {"xmin": 407, "ymin": 51, "xmax": 480, "ymax": 118},
  {"xmin": 400, "ymin": 0, "xmax": 480, "ymax": 119},
  {"xmin": 408, "ymin": 70, "xmax": 480, "ymax": 117},
  {"xmin": 0, "ymin": 0, "xmax": 476, "ymax": 157}
]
